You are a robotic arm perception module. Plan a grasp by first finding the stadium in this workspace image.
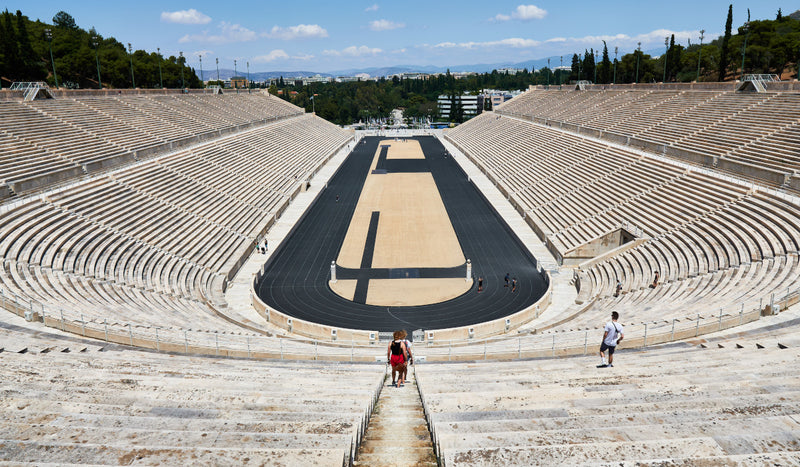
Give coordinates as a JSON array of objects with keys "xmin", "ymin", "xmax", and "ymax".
[{"xmin": 3, "ymin": 7, "xmax": 800, "ymax": 467}]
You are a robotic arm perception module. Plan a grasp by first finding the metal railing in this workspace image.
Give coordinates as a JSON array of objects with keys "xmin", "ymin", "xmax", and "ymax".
[{"xmin": 2, "ymin": 279, "xmax": 796, "ymax": 363}]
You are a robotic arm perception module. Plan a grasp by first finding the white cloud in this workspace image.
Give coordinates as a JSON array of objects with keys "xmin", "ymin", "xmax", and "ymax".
[
  {"xmin": 323, "ymin": 45, "xmax": 382, "ymax": 57},
  {"xmin": 179, "ymin": 22, "xmax": 258, "ymax": 44},
  {"xmin": 192, "ymin": 50, "xmax": 214, "ymax": 57},
  {"xmin": 552, "ymin": 29, "xmax": 710, "ymax": 50},
  {"xmin": 493, "ymin": 4, "xmax": 547, "ymax": 22},
  {"xmin": 267, "ymin": 24, "xmax": 329, "ymax": 40},
  {"xmin": 369, "ymin": 19, "xmax": 404, "ymax": 31},
  {"xmin": 433, "ymin": 37, "xmax": 540, "ymax": 49},
  {"xmin": 161, "ymin": 9, "xmax": 211, "ymax": 25},
  {"xmin": 254, "ymin": 50, "xmax": 289, "ymax": 62},
  {"xmin": 365, "ymin": 4, "xmax": 379, "ymax": 11},
  {"xmin": 513, "ymin": 4, "xmax": 547, "ymax": 20},
  {"xmin": 253, "ymin": 50, "xmax": 315, "ymax": 62}
]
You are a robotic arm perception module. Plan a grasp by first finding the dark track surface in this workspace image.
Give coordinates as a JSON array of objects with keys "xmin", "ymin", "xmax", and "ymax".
[{"xmin": 256, "ymin": 136, "xmax": 547, "ymax": 331}]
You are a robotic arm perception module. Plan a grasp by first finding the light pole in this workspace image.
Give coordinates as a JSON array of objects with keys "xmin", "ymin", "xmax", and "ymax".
[
  {"xmin": 594, "ymin": 50, "xmax": 598, "ymax": 84},
  {"xmin": 157, "ymin": 48, "xmax": 163, "ymax": 88},
  {"xmin": 92, "ymin": 36, "xmax": 101, "ymax": 89},
  {"xmin": 44, "ymin": 28, "xmax": 59, "ymax": 88},
  {"xmin": 247, "ymin": 61, "xmax": 250, "ymax": 93},
  {"xmin": 559, "ymin": 55, "xmax": 563, "ymax": 87},
  {"xmin": 547, "ymin": 58, "xmax": 550, "ymax": 87},
  {"xmin": 663, "ymin": 36, "xmax": 669, "ymax": 83},
  {"xmin": 635, "ymin": 42, "xmax": 641, "ymax": 84},
  {"xmin": 578, "ymin": 53, "xmax": 582, "ymax": 81},
  {"xmin": 234, "ymin": 59, "xmax": 238, "ymax": 93},
  {"xmin": 199, "ymin": 54, "xmax": 204, "ymax": 85},
  {"xmin": 696, "ymin": 30, "xmax": 705, "ymax": 82},
  {"xmin": 179, "ymin": 51, "xmax": 185, "ymax": 90},
  {"xmin": 613, "ymin": 47, "xmax": 618, "ymax": 84},
  {"xmin": 740, "ymin": 22, "xmax": 750, "ymax": 80},
  {"xmin": 128, "ymin": 43, "xmax": 135, "ymax": 88}
]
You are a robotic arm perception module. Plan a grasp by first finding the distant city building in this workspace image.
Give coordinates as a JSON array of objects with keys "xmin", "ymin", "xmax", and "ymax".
[
  {"xmin": 389, "ymin": 72, "xmax": 431, "ymax": 80},
  {"xmin": 480, "ymin": 89, "xmax": 523, "ymax": 109},
  {"xmin": 496, "ymin": 67, "xmax": 526, "ymax": 75},
  {"xmin": 230, "ymin": 76, "xmax": 248, "ymax": 89},
  {"xmin": 437, "ymin": 93, "xmax": 484, "ymax": 121}
]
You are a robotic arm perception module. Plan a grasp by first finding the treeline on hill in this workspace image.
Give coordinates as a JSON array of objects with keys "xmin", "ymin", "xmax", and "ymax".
[
  {"xmin": 276, "ymin": 7, "xmax": 800, "ymax": 125},
  {"xmin": 270, "ymin": 70, "xmax": 542, "ymax": 125},
  {"xmin": 0, "ymin": 10, "xmax": 200, "ymax": 89}
]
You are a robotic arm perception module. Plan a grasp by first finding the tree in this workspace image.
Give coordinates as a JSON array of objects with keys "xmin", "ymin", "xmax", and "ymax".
[
  {"xmin": 1, "ymin": 10, "xmax": 19, "ymax": 83},
  {"xmin": 52, "ymin": 11, "xmax": 77, "ymax": 30},
  {"xmin": 600, "ymin": 41, "xmax": 612, "ymax": 84},
  {"xmin": 570, "ymin": 53, "xmax": 580, "ymax": 81},
  {"xmin": 15, "ymin": 11, "xmax": 42, "ymax": 81},
  {"xmin": 719, "ymin": 4, "xmax": 733, "ymax": 81},
  {"xmin": 582, "ymin": 49, "xmax": 595, "ymax": 82}
]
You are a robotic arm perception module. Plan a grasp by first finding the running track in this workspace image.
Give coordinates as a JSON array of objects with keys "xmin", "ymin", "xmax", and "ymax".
[{"xmin": 255, "ymin": 136, "xmax": 547, "ymax": 331}]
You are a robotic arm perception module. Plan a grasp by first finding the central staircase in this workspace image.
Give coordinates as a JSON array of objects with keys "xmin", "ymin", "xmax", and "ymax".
[{"xmin": 356, "ymin": 365, "xmax": 437, "ymax": 466}]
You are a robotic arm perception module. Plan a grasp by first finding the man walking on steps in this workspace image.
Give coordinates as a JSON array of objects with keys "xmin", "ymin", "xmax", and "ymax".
[{"xmin": 598, "ymin": 311, "xmax": 624, "ymax": 368}]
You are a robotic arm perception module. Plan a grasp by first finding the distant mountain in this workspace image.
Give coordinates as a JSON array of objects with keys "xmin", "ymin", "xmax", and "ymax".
[
  {"xmin": 195, "ymin": 68, "xmax": 333, "ymax": 81},
  {"xmin": 196, "ymin": 50, "xmax": 672, "ymax": 82},
  {"xmin": 790, "ymin": 9, "xmax": 800, "ymax": 20}
]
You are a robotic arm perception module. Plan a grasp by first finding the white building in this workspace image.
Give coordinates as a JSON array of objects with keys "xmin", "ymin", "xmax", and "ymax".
[{"xmin": 437, "ymin": 93, "xmax": 484, "ymax": 121}]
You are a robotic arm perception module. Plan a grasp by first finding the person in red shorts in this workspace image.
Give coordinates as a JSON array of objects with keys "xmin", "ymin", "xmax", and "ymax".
[{"xmin": 387, "ymin": 330, "xmax": 409, "ymax": 387}]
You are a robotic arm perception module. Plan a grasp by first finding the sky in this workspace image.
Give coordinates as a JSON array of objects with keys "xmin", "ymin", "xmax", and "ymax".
[{"xmin": 4, "ymin": 1, "xmax": 793, "ymax": 74}]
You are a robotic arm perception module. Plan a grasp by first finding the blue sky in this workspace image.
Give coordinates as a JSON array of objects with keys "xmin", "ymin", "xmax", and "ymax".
[{"xmin": 4, "ymin": 1, "xmax": 791, "ymax": 73}]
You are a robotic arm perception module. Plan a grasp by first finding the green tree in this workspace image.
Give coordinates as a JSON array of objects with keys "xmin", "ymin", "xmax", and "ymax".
[
  {"xmin": 52, "ymin": 11, "xmax": 77, "ymax": 30},
  {"xmin": 600, "ymin": 41, "xmax": 612, "ymax": 83},
  {"xmin": 1, "ymin": 10, "xmax": 20, "ymax": 83},
  {"xmin": 719, "ymin": 4, "xmax": 733, "ymax": 81}
]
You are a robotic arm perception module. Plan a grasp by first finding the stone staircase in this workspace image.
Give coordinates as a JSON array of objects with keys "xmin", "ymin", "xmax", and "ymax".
[{"xmin": 356, "ymin": 365, "xmax": 437, "ymax": 466}]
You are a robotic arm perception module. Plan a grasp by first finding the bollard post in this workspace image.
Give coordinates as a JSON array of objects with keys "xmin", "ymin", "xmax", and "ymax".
[
  {"xmin": 643, "ymin": 323, "xmax": 648, "ymax": 348},
  {"xmin": 155, "ymin": 328, "xmax": 160, "ymax": 352},
  {"xmin": 466, "ymin": 259, "xmax": 472, "ymax": 281},
  {"xmin": 330, "ymin": 261, "xmax": 337, "ymax": 282},
  {"xmin": 584, "ymin": 331, "xmax": 588, "ymax": 355},
  {"xmin": 718, "ymin": 308, "xmax": 723, "ymax": 330},
  {"xmin": 129, "ymin": 323, "xmax": 133, "ymax": 346},
  {"xmin": 740, "ymin": 303, "xmax": 744, "ymax": 325},
  {"xmin": 247, "ymin": 337, "xmax": 251, "ymax": 358},
  {"xmin": 61, "ymin": 309, "xmax": 65, "ymax": 331},
  {"xmin": 483, "ymin": 340, "xmax": 487, "ymax": 360},
  {"xmin": 104, "ymin": 319, "xmax": 108, "ymax": 342},
  {"xmin": 81, "ymin": 314, "xmax": 86, "ymax": 336},
  {"xmin": 215, "ymin": 334, "xmax": 219, "ymax": 356},
  {"xmin": 671, "ymin": 319, "xmax": 675, "ymax": 341},
  {"xmin": 695, "ymin": 314, "xmax": 700, "ymax": 337}
]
